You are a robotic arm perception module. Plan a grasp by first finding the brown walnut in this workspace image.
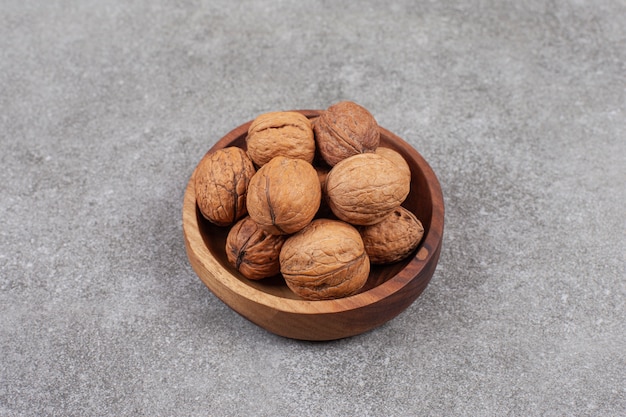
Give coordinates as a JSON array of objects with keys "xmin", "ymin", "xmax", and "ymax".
[
  {"xmin": 246, "ymin": 111, "xmax": 315, "ymax": 167},
  {"xmin": 279, "ymin": 219, "xmax": 370, "ymax": 300},
  {"xmin": 195, "ymin": 146, "xmax": 256, "ymax": 226},
  {"xmin": 313, "ymin": 101, "xmax": 380, "ymax": 166},
  {"xmin": 376, "ymin": 147, "xmax": 411, "ymax": 179},
  {"xmin": 359, "ymin": 207, "xmax": 424, "ymax": 264},
  {"xmin": 326, "ymin": 153, "xmax": 410, "ymax": 226},
  {"xmin": 246, "ymin": 156, "xmax": 321, "ymax": 235},
  {"xmin": 225, "ymin": 216, "xmax": 286, "ymax": 280}
]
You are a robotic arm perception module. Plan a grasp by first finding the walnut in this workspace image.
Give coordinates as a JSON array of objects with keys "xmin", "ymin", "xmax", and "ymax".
[
  {"xmin": 279, "ymin": 219, "xmax": 370, "ymax": 300},
  {"xmin": 246, "ymin": 111, "xmax": 315, "ymax": 167},
  {"xmin": 325, "ymin": 153, "xmax": 410, "ymax": 226},
  {"xmin": 246, "ymin": 156, "xmax": 321, "ymax": 235},
  {"xmin": 376, "ymin": 147, "xmax": 411, "ymax": 179},
  {"xmin": 313, "ymin": 101, "xmax": 380, "ymax": 166},
  {"xmin": 195, "ymin": 146, "xmax": 256, "ymax": 226},
  {"xmin": 359, "ymin": 207, "xmax": 424, "ymax": 264},
  {"xmin": 225, "ymin": 216, "xmax": 286, "ymax": 280}
]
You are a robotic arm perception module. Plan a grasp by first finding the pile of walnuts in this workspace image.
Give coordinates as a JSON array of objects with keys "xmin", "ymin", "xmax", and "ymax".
[{"xmin": 195, "ymin": 101, "xmax": 424, "ymax": 300}]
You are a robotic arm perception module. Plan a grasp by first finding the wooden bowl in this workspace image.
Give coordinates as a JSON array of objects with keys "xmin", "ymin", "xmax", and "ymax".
[{"xmin": 182, "ymin": 110, "xmax": 444, "ymax": 341}]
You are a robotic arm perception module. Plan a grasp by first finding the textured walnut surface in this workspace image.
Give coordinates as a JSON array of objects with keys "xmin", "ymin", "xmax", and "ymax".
[
  {"xmin": 280, "ymin": 219, "xmax": 369, "ymax": 300},
  {"xmin": 225, "ymin": 216, "xmax": 286, "ymax": 280},
  {"xmin": 246, "ymin": 111, "xmax": 315, "ymax": 166},
  {"xmin": 376, "ymin": 146, "xmax": 411, "ymax": 179},
  {"xmin": 194, "ymin": 146, "xmax": 256, "ymax": 226},
  {"xmin": 326, "ymin": 153, "xmax": 410, "ymax": 225},
  {"xmin": 359, "ymin": 206, "xmax": 424, "ymax": 264},
  {"xmin": 246, "ymin": 156, "xmax": 321, "ymax": 235},
  {"xmin": 313, "ymin": 101, "xmax": 380, "ymax": 166}
]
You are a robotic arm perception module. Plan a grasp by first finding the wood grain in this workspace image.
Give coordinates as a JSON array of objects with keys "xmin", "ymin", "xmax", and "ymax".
[{"xmin": 182, "ymin": 110, "xmax": 444, "ymax": 341}]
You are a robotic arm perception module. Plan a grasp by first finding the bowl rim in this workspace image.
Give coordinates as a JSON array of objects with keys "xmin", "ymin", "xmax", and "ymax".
[{"xmin": 182, "ymin": 109, "xmax": 444, "ymax": 315}]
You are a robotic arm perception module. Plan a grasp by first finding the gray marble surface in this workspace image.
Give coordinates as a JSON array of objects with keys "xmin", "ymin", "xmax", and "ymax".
[{"xmin": 1, "ymin": 1, "xmax": 625, "ymax": 416}]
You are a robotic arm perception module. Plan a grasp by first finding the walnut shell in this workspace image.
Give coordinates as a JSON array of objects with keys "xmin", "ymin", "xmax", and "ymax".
[
  {"xmin": 225, "ymin": 216, "xmax": 286, "ymax": 280},
  {"xmin": 279, "ymin": 219, "xmax": 370, "ymax": 300},
  {"xmin": 313, "ymin": 101, "xmax": 380, "ymax": 166},
  {"xmin": 246, "ymin": 156, "xmax": 321, "ymax": 235},
  {"xmin": 359, "ymin": 207, "xmax": 424, "ymax": 264},
  {"xmin": 326, "ymin": 153, "xmax": 410, "ymax": 226},
  {"xmin": 376, "ymin": 147, "xmax": 411, "ymax": 179},
  {"xmin": 246, "ymin": 111, "xmax": 315, "ymax": 167},
  {"xmin": 195, "ymin": 146, "xmax": 256, "ymax": 226}
]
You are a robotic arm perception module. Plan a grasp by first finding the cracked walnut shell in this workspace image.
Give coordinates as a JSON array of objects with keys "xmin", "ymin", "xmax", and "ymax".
[
  {"xmin": 279, "ymin": 219, "xmax": 370, "ymax": 300},
  {"xmin": 313, "ymin": 101, "xmax": 380, "ymax": 166},
  {"xmin": 226, "ymin": 216, "xmax": 286, "ymax": 280},
  {"xmin": 246, "ymin": 156, "xmax": 321, "ymax": 235},
  {"xmin": 326, "ymin": 153, "xmax": 410, "ymax": 226},
  {"xmin": 194, "ymin": 146, "xmax": 256, "ymax": 226},
  {"xmin": 359, "ymin": 207, "xmax": 424, "ymax": 264},
  {"xmin": 246, "ymin": 111, "xmax": 315, "ymax": 167}
]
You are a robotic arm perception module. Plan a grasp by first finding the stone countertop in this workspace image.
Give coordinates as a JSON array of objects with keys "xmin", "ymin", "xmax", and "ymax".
[{"xmin": 1, "ymin": 1, "xmax": 624, "ymax": 416}]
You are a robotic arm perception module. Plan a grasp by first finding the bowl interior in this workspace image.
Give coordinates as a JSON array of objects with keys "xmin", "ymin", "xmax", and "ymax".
[{"xmin": 194, "ymin": 113, "xmax": 436, "ymax": 301}]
